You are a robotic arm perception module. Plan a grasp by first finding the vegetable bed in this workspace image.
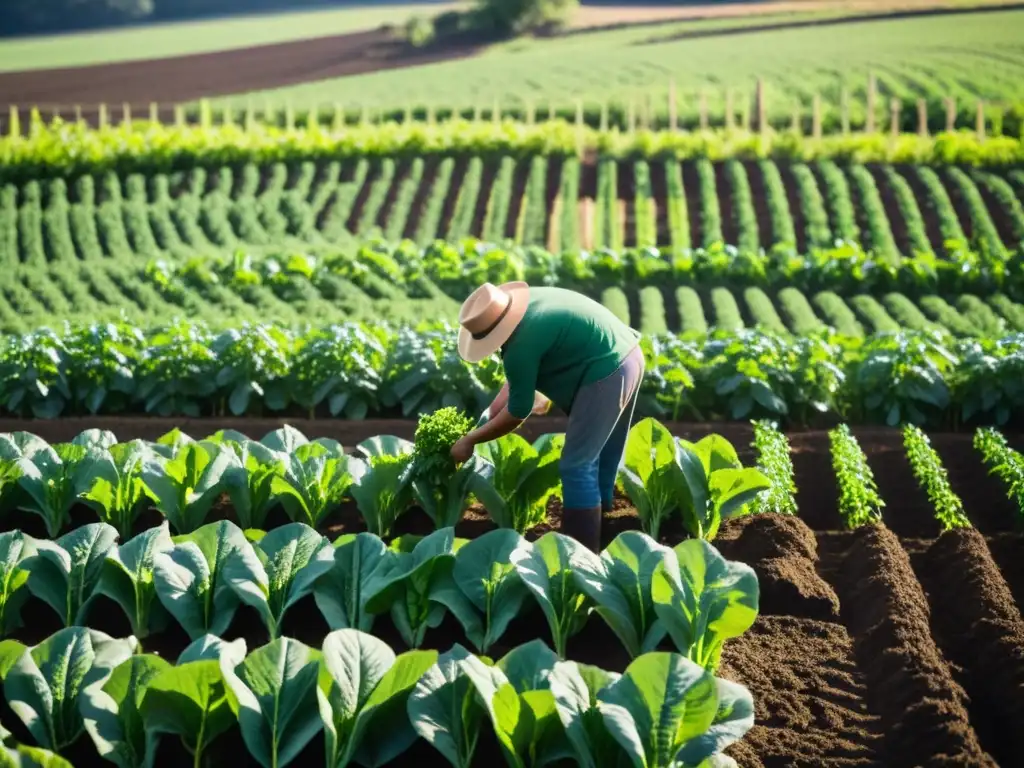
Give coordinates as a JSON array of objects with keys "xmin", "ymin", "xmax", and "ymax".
[{"xmin": 0, "ymin": 420, "xmax": 1022, "ymax": 767}]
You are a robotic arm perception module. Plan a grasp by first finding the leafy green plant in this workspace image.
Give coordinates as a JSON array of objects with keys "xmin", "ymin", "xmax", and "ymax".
[
  {"xmin": 750, "ymin": 421, "xmax": 797, "ymax": 516},
  {"xmin": 675, "ymin": 435, "xmax": 771, "ymax": 541},
  {"xmin": 510, "ymin": 533, "xmax": 590, "ymax": 658},
  {"xmin": 596, "ymin": 652, "xmax": 754, "ymax": 768},
  {"xmin": 0, "ymin": 530, "xmax": 36, "ymax": 638},
  {"xmin": 975, "ymin": 427, "xmax": 1024, "ymax": 515},
  {"xmin": 548, "ymin": 661, "xmax": 624, "ymax": 768},
  {"xmin": 82, "ymin": 440, "xmax": 157, "ymax": 538},
  {"xmin": 410, "ymin": 407, "xmax": 476, "ymax": 529},
  {"xmin": 220, "ymin": 637, "xmax": 323, "ymax": 768},
  {"xmin": 96, "ymin": 522, "xmax": 173, "ymax": 640},
  {"xmin": 472, "ymin": 434, "xmax": 563, "ymax": 533},
  {"xmin": 460, "ymin": 640, "xmax": 570, "ymax": 768},
  {"xmin": 651, "ymin": 539, "xmax": 759, "ymax": 672},
  {"xmin": 16, "ymin": 442, "xmax": 98, "ymax": 537},
  {"xmin": 273, "ymin": 443, "xmax": 367, "ymax": 530},
  {"xmin": 25, "ymin": 523, "xmax": 118, "ymax": 627},
  {"xmin": 206, "ymin": 435, "xmax": 284, "ymax": 530},
  {"xmin": 350, "ymin": 453, "xmax": 416, "ymax": 538},
  {"xmin": 407, "ymin": 644, "xmax": 486, "ymax": 768},
  {"xmin": 140, "ymin": 635, "xmax": 247, "ymax": 768},
  {"xmin": 81, "ymin": 654, "xmax": 170, "ymax": 768},
  {"xmin": 569, "ymin": 531, "xmax": 669, "ymax": 659},
  {"xmin": 317, "ymin": 630, "xmax": 438, "ymax": 768},
  {"xmin": 903, "ymin": 425, "xmax": 970, "ymax": 530},
  {"xmin": 153, "ymin": 520, "xmax": 261, "ymax": 640},
  {"xmin": 618, "ymin": 418, "xmax": 688, "ymax": 539},
  {"xmin": 313, "ymin": 532, "xmax": 391, "ymax": 633},
  {"xmin": 829, "ymin": 425, "xmax": 885, "ymax": 528},
  {"xmin": 140, "ymin": 441, "xmax": 234, "ymax": 534},
  {"xmin": 430, "ymin": 529, "xmax": 528, "ymax": 653},
  {"xmin": 225, "ymin": 523, "xmax": 334, "ymax": 638},
  {"xmin": 4, "ymin": 627, "xmax": 137, "ymax": 752},
  {"xmin": 364, "ymin": 529, "xmax": 460, "ymax": 648}
]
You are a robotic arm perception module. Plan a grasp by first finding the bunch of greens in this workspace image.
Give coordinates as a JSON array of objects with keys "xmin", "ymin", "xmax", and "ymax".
[{"xmin": 410, "ymin": 407, "xmax": 476, "ymax": 529}]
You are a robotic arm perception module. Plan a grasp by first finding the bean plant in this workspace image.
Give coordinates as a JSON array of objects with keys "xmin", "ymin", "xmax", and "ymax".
[
  {"xmin": 902, "ymin": 425, "xmax": 970, "ymax": 531},
  {"xmin": 751, "ymin": 421, "xmax": 797, "ymax": 515},
  {"xmin": 975, "ymin": 427, "xmax": 1024, "ymax": 516},
  {"xmin": 829, "ymin": 424, "xmax": 884, "ymax": 528}
]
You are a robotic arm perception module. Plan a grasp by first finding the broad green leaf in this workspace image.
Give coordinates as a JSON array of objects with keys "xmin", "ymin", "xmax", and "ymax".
[
  {"xmin": 350, "ymin": 454, "xmax": 415, "ymax": 538},
  {"xmin": 16, "ymin": 444, "xmax": 97, "ymax": 538},
  {"xmin": 81, "ymin": 441, "xmax": 156, "ymax": 539},
  {"xmin": 675, "ymin": 677, "xmax": 755, "ymax": 766},
  {"xmin": 691, "ymin": 436, "xmax": 743, "ymax": 475},
  {"xmin": 364, "ymin": 528, "xmax": 458, "ymax": 648},
  {"xmin": 651, "ymin": 540, "xmax": 759, "ymax": 671},
  {"xmin": 510, "ymin": 533, "xmax": 591, "ymax": 658},
  {"xmin": 260, "ymin": 425, "xmax": 309, "ymax": 455},
  {"xmin": 25, "ymin": 523, "xmax": 118, "ymax": 627},
  {"xmin": 619, "ymin": 420, "xmax": 687, "ymax": 539},
  {"xmin": 596, "ymin": 653, "xmax": 719, "ymax": 768},
  {"xmin": 317, "ymin": 629, "xmax": 437, "ymax": 768},
  {"xmin": 570, "ymin": 532, "xmax": 670, "ymax": 659},
  {"xmin": 0, "ymin": 531, "xmax": 36, "ymax": 637},
  {"xmin": 140, "ymin": 442, "xmax": 234, "ymax": 534},
  {"xmin": 226, "ymin": 523, "xmax": 333, "ymax": 638},
  {"xmin": 96, "ymin": 523, "xmax": 173, "ymax": 639},
  {"xmin": 709, "ymin": 469, "xmax": 771, "ymax": 538},
  {"xmin": 71, "ymin": 430, "xmax": 118, "ymax": 451},
  {"xmin": 5, "ymin": 628, "xmax": 137, "ymax": 751},
  {"xmin": 313, "ymin": 533, "xmax": 391, "ymax": 633},
  {"xmin": 407, "ymin": 644, "xmax": 484, "ymax": 768},
  {"xmin": 153, "ymin": 520, "xmax": 259, "ymax": 640},
  {"xmin": 81, "ymin": 655, "xmax": 170, "ymax": 768},
  {"xmin": 356, "ymin": 436, "xmax": 413, "ymax": 459},
  {"xmin": 0, "ymin": 640, "xmax": 27, "ymax": 680},
  {"xmin": 221, "ymin": 637, "xmax": 323, "ymax": 768},
  {"xmin": 140, "ymin": 637, "xmax": 247, "ymax": 764},
  {"xmin": 472, "ymin": 434, "xmax": 562, "ymax": 533},
  {"xmin": 272, "ymin": 445, "xmax": 367, "ymax": 529},
  {"xmin": 549, "ymin": 661, "xmax": 622, "ymax": 768},
  {"xmin": 429, "ymin": 529, "xmax": 527, "ymax": 653},
  {"xmin": 213, "ymin": 439, "xmax": 283, "ymax": 530}
]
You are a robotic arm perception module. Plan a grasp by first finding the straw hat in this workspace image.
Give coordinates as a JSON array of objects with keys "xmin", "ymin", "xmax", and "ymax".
[{"xmin": 457, "ymin": 281, "xmax": 530, "ymax": 363}]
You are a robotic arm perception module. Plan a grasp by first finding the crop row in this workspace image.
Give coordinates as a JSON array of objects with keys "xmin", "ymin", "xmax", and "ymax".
[
  {"xmin": 2, "ymin": 157, "xmax": 1022, "ymax": 272},
  {"xmin": 3, "ymin": 119, "xmax": 1022, "ymax": 183},
  {"xmin": 0, "ymin": 623, "xmax": 753, "ymax": 767},
  {"xmin": 1, "ymin": 322, "xmax": 1023, "ymax": 426}
]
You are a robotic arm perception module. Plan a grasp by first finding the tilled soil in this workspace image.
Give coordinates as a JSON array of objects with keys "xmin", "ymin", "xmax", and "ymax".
[{"xmin": 3, "ymin": 422, "xmax": 1024, "ymax": 766}]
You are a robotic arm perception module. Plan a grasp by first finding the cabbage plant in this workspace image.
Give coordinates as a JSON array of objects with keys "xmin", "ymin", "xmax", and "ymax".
[
  {"xmin": 140, "ymin": 440, "xmax": 235, "ymax": 534},
  {"xmin": 651, "ymin": 539, "xmax": 759, "ymax": 672},
  {"xmin": 472, "ymin": 434, "xmax": 564, "ymax": 533},
  {"xmin": 618, "ymin": 418, "xmax": 689, "ymax": 539},
  {"xmin": 273, "ymin": 442, "xmax": 367, "ymax": 530},
  {"xmin": 313, "ymin": 532, "xmax": 391, "ymax": 633},
  {"xmin": 96, "ymin": 522, "xmax": 173, "ymax": 639},
  {"xmin": 84, "ymin": 440, "xmax": 159, "ymax": 538},
  {"xmin": 16, "ymin": 442, "xmax": 99, "ymax": 537}
]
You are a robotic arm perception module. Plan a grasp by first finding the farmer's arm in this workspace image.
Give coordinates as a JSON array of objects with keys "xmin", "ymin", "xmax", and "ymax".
[
  {"xmin": 483, "ymin": 382, "xmax": 548, "ymax": 422},
  {"xmin": 455, "ymin": 348, "xmax": 537, "ymax": 458}
]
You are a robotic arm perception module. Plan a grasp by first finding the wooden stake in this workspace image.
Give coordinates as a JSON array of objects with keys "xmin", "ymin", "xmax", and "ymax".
[
  {"xmin": 173, "ymin": 104, "xmax": 184, "ymax": 127},
  {"xmin": 526, "ymin": 100, "xmax": 535, "ymax": 125},
  {"xmin": 669, "ymin": 80, "xmax": 678, "ymax": 132},
  {"xmin": 73, "ymin": 105, "xmax": 82, "ymax": 125},
  {"xmin": 976, "ymin": 100, "xmax": 985, "ymax": 140},
  {"xmin": 699, "ymin": 90, "xmax": 708, "ymax": 131},
  {"xmin": 547, "ymin": 195, "xmax": 562, "ymax": 253},
  {"xmin": 840, "ymin": 89, "xmax": 850, "ymax": 134},
  {"xmin": 580, "ymin": 198, "xmax": 595, "ymax": 250},
  {"xmin": 866, "ymin": 72, "xmax": 877, "ymax": 133},
  {"xmin": 644, "ymin": 93, "xmax": 653, "ymax": 130},
  {"xmin": 149, "ymin": 102, "xmax": 158, "ymax": 123},
  {"xmin": 890, "ymin": 98, "xmax": 901, "ymax": 139},
  {"xmin": 917, "ymin": 99, "xmax": 928, "ymax": 137},
  {"xmin": 99, "ymin": 103, "xmax": 108, "ymax": 129},
  {"xmin": 7, "ymin": 106, "xmax": 19, "ymax": 138},
  {"xmin": 627, "ymin": 101, "xmax": 635, "ymax": 134},
  {"xmin": 725, "ymin": 90, "xmax": 734, "ymax": 129},
  {"xmin": 791, "ymin": 105, "xmax": 801, "ymax": 135},
  {"xmin": 944, "ymin": 97, "xmax": 956, "ymax": 132},
  {"xmin": 812, "ymin": 94, "xmax": 822, "ymax": 140},
  {"xmin": 600, "ymin": 101, "xmax": 608, "ymax": 132},
  {"xmin": 122, "ymin": 103, "xmax": 132, "ymax": 129},
  {"xmin": 755, "ymin": 78, "xmax": 766, "ymax": 134}
]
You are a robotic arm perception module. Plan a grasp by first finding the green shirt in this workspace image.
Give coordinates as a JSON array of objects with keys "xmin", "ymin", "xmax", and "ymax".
[{"xmin": 502, "ymin": 287, "xmax": 640, "ymax": 418}]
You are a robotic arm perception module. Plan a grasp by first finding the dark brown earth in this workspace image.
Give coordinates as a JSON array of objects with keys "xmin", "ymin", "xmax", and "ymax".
[{"xmin": 3, "ymin": 423, "xmax": 1024, "ymax": 766}]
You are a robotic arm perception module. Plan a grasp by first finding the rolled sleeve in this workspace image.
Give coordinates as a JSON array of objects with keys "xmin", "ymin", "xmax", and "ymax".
[{"xmin": 503, "ymin": 346, "xmax": 538, "ymax": 420}]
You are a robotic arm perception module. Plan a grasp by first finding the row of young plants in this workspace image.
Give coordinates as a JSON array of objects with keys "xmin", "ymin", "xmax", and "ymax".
[
  {"xmin": 975, "ymin": 427, "xmax": 1024, "ymax": 516},
  {"xmin": 2, "ymin": 322, "xmax": 1023, "ymax": 428},
  {"xmin": 0, "ymin": 515, "xmax": 758, "ymax": 664},
  {"xmin": 0, "ymin": 416, "xmax": 768, "ymax": 546},
  {"xmin": 0, "ymin": 625, "xmax": 753, "ymax": 768},
  {"xmin": 3, "ymin": 118, "xmax": 1021, "ymax": 183}
]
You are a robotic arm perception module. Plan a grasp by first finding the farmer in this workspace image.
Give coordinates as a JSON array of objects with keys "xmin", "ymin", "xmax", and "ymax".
[{"xmin": 450, "ymin": 281, "xmax": 645, "ymax": 551}]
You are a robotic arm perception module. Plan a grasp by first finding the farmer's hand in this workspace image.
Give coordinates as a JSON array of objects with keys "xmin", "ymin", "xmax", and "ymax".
[
  {"xmin": 450, "ymin": 436, "xmax": 475, "ymax": 464},
  {"xmin": 531, "ymin": 393, "xmax": 552, "ymax": 416}
]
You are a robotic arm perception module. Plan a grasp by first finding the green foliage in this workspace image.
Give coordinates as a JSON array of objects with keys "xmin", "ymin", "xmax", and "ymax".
[
  {"xmin": 829, "ymin": 424, "xmax": 884, "ymax": 528},
  {"xmin": 975, "ymin": 427, "xmax": 1024, "ymax": 516},
  {"xmin": 750, "ymin": 421, "xmax": 797, "ymax": 516},
  {"xmin": 472, "ymin": 434, "xmax": 563, "ymax": 533},
  {"xmin": 903, "ymin": 425, "xmax": 970, "ymax": 531},
  {"xmin": 411, "ymin": 407, "xmax": 475, "ymax": 528}
]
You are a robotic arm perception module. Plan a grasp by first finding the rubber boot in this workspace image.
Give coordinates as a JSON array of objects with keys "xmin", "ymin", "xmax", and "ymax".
[{"xmin": 561, "ymin": 506, "xmax": 602, "ymax": 552}]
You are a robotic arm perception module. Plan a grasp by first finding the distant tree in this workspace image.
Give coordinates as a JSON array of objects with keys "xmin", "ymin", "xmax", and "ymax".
[{"xmin": 473, "ymin": 0, "xmax": 579, "ymax": 36}]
